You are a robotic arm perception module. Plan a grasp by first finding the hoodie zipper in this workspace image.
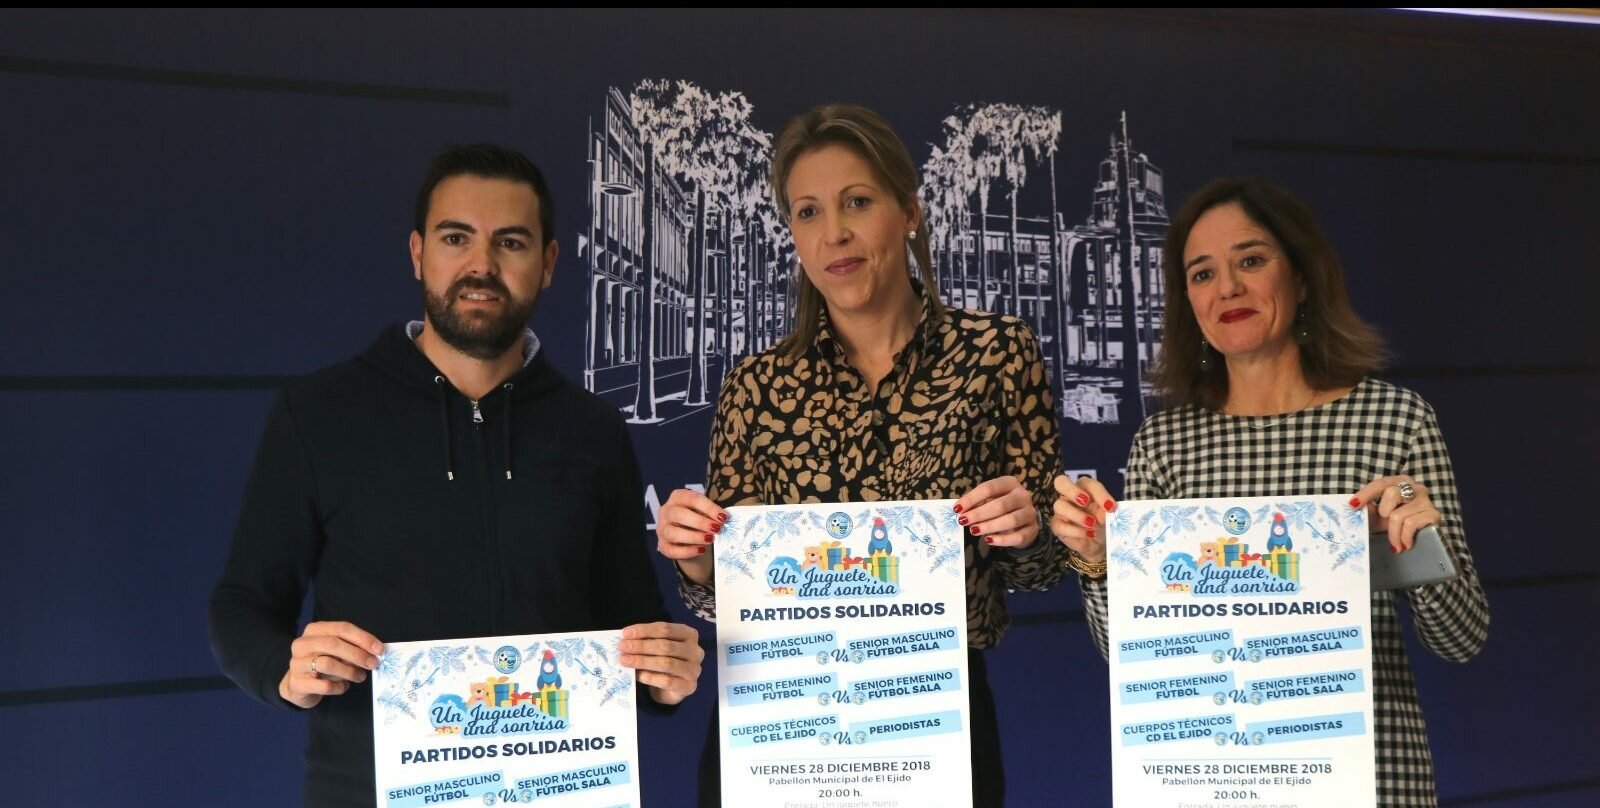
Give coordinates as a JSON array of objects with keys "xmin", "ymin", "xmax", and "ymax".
[{"xmin": 470, "ymin": 393, "xmax": 502, "ymax": 635}]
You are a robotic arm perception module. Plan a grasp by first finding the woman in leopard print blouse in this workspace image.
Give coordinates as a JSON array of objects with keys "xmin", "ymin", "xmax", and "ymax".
[{"xmin": 654, "ymin": 104, "xmax": 1092, "ymax": 807}]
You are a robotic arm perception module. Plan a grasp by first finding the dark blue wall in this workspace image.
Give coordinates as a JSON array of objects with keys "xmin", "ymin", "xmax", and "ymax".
[{"xmin": 1, "ymin": 9, "xmax": 1595, "ymax": 806}]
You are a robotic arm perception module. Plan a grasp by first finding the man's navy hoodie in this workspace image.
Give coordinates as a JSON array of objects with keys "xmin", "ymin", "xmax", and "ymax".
[{"xmin": 209, "ymin": 325, "xmax": 672, "ymax": 806}]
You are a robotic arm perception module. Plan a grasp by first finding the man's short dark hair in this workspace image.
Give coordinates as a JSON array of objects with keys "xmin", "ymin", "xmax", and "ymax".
[{"xmin": 413, "ymin": 143, "xmax": 556, "ymax": 244}]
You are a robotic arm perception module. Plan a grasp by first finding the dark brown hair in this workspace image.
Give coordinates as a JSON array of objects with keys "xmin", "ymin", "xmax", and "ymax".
[{"xmin": 1152, "ymin": 177, "xmax": 1386, "ymax": 409}]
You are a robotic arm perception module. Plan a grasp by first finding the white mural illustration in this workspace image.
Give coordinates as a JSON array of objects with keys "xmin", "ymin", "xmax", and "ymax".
[{"xmin": 581, "ymin": 82, "xmax": 1169, "ymax": 428}]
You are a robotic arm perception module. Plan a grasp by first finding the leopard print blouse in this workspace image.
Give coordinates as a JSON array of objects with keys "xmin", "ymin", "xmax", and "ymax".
[{"xmin": 677, "ymin": 299, "xmax": 1067, "ymax": 649}]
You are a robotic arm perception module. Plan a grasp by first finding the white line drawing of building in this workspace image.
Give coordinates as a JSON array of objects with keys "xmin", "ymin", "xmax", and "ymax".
[
  {"xmin": 581, "ymin": 80, "xmax": 790, "ymax": 424},
  {"xmin": 922, "ymin": 107, "xmax": 1168, "ymax": 425},
  {"xmin": 1058, "ymin": 112, "xmax": 1169, "ymax": 424},
  {"xmin": 582, "ymin": 86, "xmax": 1168, "ymax": 428}
]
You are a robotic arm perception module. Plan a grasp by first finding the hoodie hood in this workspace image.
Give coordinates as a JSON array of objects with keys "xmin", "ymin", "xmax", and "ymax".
[{"xmin": 355, "ymin": 323, "xmax": 565, "ymax": 480}]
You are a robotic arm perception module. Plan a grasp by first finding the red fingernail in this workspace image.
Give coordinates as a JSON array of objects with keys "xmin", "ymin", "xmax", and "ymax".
[
  {"xmin": 953, "ymin": 503, "xmax": 964, "ymax": 514},
  {"xmin": 984, "ymin": 537, "xmax": 994, "ymax": 544},
  {"xmin": 1349, "ymin": 497, "xmax": 1362, "ymax": 509},
  {"xmin": 713, "ymin": 522, "xmax": 725, "ymax": 534},
  {"xmin": 1104, "ymin": 500, "xmax": 1116, "ymax": 512},
  {"xmin": 1087, "ymin": 529, "xmax": 1096, "ymax": 539},
  {"xmin": 1084, "ymin": 515, "xmax": 1097, "ymax": 527},
  {"xmin": 958, "ymin": 515, "xmax": 970, "ymax": 526},
  {"xmin": 703, "ymin": 534, "xmax": 714, "ymax": 543},
  {"xmin": 717, "ymin": 512, "xmax": 729, "ymax": 523},
  {"xmin": 1075, "ymin": 493, "xmax": 1090, "ymax": 506},
  {"xmin": 969, "ymin": 526, "xmax": 981, "ymax": 535},
  {"xmin": 698, "ymin": 546, "xmax": 707, "ymax": 555}
]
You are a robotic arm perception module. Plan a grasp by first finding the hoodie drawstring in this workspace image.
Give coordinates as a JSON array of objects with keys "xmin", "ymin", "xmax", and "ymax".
[
  {"xmin": 434, "ymin": 376, "xmax": 456, "ymax": 481},
  {"xmin": 435, "ymin": 376, "xmax": 514, "ymax": 482},
  {"xmin": 502, "ymin": 382, "xmax": 514, "ymax": 480}
]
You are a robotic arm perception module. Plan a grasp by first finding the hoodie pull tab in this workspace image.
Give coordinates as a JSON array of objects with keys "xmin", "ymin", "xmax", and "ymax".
[{"xmin": 471, "ymin": 399, "xmax": 484, "ymax": 425}]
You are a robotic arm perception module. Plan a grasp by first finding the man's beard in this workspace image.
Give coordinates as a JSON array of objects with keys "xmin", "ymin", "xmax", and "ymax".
[{"xmin": 422, "ymin": 275, "xmax": 534, "ymax": 360}]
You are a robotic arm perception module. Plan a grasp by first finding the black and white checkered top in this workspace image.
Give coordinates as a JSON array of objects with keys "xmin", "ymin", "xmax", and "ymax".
[{"xmin": 1079, "ymin": 377, "xmax": 1491, "ymax": 806}]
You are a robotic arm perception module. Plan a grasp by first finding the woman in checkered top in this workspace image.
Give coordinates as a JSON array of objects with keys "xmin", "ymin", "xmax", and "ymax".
[{"xmin": 1049, "ymin": 177, "xmax": 1490, "ymax": 806}]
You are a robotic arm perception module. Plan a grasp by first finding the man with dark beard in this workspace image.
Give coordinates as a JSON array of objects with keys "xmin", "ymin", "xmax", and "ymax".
[{"xmin": 208, "ymin": 144, "xmax": 703, "ymax": 807}]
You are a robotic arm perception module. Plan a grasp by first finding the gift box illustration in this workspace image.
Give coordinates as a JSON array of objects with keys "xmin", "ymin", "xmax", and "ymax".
[
  {"xmin": 1220, "ymin": 536, "xmax": 1246, "ymax": 567},
  {"xmin": 1269, "ymin": 547, "xmax": 1300, "ymax": 583},
  {"xmin": 492, "ymin": 677, "xmax": 516, "ymax": 706},
  {"xmin": 468, "ymin": 676, "xmax": 517, "ymax": 708},
  {"xmin": 870, "ymin": 554, "xmax": 899, "ymax": 585},
  {"xmin": 540, "ymin": 689, "xmax": 570, "ymax": 719},
  {"xmin": 802, "ymin": 540, "xmax": 851, "ymax": 571},
  {"xmin": 824, "ymin": 542, "xmax": 849, "ymax": 570}
]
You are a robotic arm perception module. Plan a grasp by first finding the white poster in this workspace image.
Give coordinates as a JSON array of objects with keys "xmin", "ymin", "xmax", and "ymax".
[
  {"xmin": 1107, "ymin": 495, "xmax": 1376, "ymax": 808},
  {"xmin": 715, "ymin": 501, "xmax": 973, "ymax": 807},
  {"xmin": 371, "ymin": 630, "xmax": 639, "ymax": 807}
]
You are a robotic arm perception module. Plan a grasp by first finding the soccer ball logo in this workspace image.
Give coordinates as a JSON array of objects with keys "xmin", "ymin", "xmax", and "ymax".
[
  {"xmin": 1223, "ymin": 507, "xmax": 1251, "ymax": 535},
  {"xmin": 493, "ymin": 645, "xmax": 521, "ymax": 674},
  {"xmin": 826, "ymin": 512, "xmax": 852, "ymax": 540}
]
